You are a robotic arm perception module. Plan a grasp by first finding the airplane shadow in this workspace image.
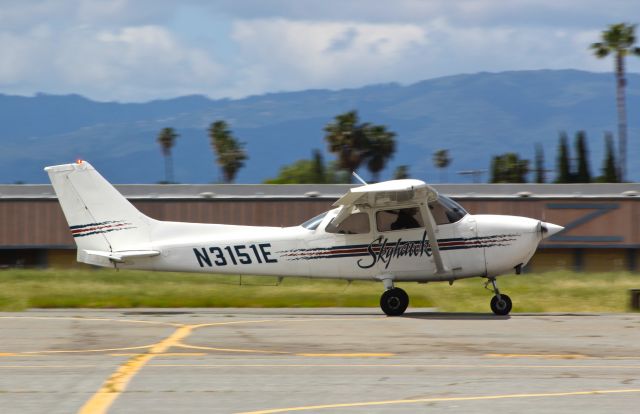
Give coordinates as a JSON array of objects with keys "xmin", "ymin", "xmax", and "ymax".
[
  {"xmin": 401, "ymin": 312, "xmax": 511, "ymax": 321},
  {"xmin": 120, "ymin": 310, "xmax": 519, "ymax": 320},
  {"xmin": 122, "ymin": 311, "xmax": 195, "ymax": 316}
]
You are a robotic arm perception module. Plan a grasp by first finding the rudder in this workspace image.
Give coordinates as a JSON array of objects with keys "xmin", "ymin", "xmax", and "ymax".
[{"xmin": 45, "ymin": 161, "xmax": 154, "ymax": 254}]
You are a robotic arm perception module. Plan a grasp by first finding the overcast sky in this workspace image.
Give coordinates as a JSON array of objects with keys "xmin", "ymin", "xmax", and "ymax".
[{"xmin": 1, "ymin": 0, "xmax": 640, "ymax": 102}]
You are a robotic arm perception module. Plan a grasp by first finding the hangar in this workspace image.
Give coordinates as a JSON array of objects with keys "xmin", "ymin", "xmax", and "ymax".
[{"xmin": 1, "ymin": 183, "xmax": 639, "ymax": 272}]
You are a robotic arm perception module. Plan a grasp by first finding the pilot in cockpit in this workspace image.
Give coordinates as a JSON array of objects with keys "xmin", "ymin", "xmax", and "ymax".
[{"xmin": 391, "ymin": 208, "xmax": 420, "ymax": 230}]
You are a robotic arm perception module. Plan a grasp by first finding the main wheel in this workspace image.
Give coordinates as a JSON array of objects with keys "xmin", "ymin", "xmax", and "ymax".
[
  {"xmin": 380, "ymin": 287, "xmax": 409, "ymax": 316},
  {"xmin": 490, "ymin": 294, "xmax": 512, "ymax": 316}
]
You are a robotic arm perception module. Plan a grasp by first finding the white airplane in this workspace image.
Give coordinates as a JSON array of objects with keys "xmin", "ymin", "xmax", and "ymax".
[{"xmin": 45, "ymin": 161, "xmax": 563, "ymax": 316}]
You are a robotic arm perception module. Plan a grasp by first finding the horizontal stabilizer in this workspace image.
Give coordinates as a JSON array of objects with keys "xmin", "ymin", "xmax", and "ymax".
[{"xmin": 80, "ymin": 249, "xmax": 160, "ymax": 266}]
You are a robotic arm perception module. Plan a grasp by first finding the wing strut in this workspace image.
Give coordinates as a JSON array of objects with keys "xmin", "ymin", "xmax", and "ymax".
[{"xmin": 422, "ymin": 204, "xmax": 447, "ymax": 274}]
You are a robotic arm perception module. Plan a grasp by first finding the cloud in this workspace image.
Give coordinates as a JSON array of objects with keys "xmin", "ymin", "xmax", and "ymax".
[
  {"xmin": 228, "ymin": 19, "xmax": 426, "ymax": 94},
  {"xmin": 0, "ymin": 0, "xmax": 639, "ymax": 101},
  {"xmin": 0, "ymin": 23, "xmax": 226, "ymax": 101},
  {"xmin": 0, "ymin": 0, "xmax": 159, "ymax": 31},
  {"xmin": 221, "ymin": 17, "xmax": 621, "ymax": 98},
  {"xmin": 206, "ymin": 0, "xmax": 639, "ymax": 28}
]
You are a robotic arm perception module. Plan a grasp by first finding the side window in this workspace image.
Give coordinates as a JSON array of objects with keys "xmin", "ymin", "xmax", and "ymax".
[
  {"xmin": 428, "ymin": 202, "xmax": 450, "ymax": 225},
  {"xmin": 429, "ymin": 197, "xmax": 467, "ymax": 225},
  {"xmin": 326, "ymin": 212, "xmax": 370, "ymax": 234},
  {"xmin": 376, "ymin": 207, "xmax": 424, "ymax": 232}
]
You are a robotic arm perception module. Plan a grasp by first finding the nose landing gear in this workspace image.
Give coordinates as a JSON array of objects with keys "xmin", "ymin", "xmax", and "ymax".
[{"xmin": 486, "ymin": 278, "xmax": 512, "ymax": 316}]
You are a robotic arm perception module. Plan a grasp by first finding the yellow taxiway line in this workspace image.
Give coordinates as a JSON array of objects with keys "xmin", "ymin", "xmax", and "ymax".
[
  {"xmin": 235, "ymin": 388, "xmax": 640, "ymax": 414},
  {"xmin": 77, "ymin": 324, "xmax": 194, "ymax": 414},
  {"xmin": 74, "ymin": 318, "xmax": 292, "ymax": 414},
  {"xmin": 146, "ymin": 362, "xmax": 640, "ymax": 369},
  {"xmin": 0, "ymin": 315, "xmax": 181, "ymax": 327},
  {"xmin": 3, "ymin": 314, "xmax": 634, "ymax": 414}
]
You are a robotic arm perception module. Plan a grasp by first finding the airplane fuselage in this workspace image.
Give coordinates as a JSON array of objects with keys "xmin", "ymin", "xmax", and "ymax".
[{"xmin": 114, "ymin": 210, "xmax": 544, "ymax": 283}]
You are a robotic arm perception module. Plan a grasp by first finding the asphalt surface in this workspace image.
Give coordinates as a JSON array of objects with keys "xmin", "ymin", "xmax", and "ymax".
[{"xmin": 0, "ymin": 308, "xmax": 639, "ymax": 414}]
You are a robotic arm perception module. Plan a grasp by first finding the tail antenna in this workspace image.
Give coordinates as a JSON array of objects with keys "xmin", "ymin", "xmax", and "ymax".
[{"xmin": 352, "ymin": 171, "xmax": 368, "ymax": 185}]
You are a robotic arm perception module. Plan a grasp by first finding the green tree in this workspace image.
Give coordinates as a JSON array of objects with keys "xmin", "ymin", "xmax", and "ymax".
[
  {"xmin": 534, "ymin": 143, "xmax": 545, "ymax": 183},
  {"xmin": 432, "ymin": 149, "xmax": 452, "ymax": 183},
  {"xmin": 156, "ymin": 127, "xmax": 179, "ymax": 183},
  {"xmin": 591, "ymin": 23, "xmax": 640, "ymax": 182},
  {"xmin": 324, "ymin": 110, "xmax": 396, "ymax": 182},
  {"xmin": 363, "ymin": 125, "xmax": 396, "ymax": 182},
  {"xmin": 555, "ymin": 132, "xmax": 572, "ymax": 183},
  {"xmin": 393, "ymin": 165, "xmax": 410, "ymax": 179},
  {"xmin": 326, "ymin": 161, "xmax": 351, "ymax": 183},
  {"xmin": 208, "ymin": 120, "xmax": 248, "ymax": 183},
  {"xmin": 574, "ymin": 131, "xmax": 592, "ymax": 183},
  {"xmin": 597, "ymin": 132, "xmax": 619, "ymax": 182},
  {"xmin": 490, "ymin": 153, "xmax": 529, "ymax": 183},
  {"xmin": 264, "ymin": 159, "xmax": 322, "ymax": 184},
  {"xmin": 264, "ymin": 151, "xmax": 348, "ymax": 184}
]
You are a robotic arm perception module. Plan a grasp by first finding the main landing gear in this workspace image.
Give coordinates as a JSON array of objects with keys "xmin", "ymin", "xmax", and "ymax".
[
  {"xmin": 379, "ymin": 279, "xmax": 409, "ymax": 316},
  {"xmin": 486, "ymin": 278, "xmax": 512, "ymax": 316}
]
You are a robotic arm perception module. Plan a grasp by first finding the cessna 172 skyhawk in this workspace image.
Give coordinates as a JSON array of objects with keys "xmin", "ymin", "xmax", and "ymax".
[{"xmin": 46, "ymin": 160, "xmax": 563, "ymax": 316}]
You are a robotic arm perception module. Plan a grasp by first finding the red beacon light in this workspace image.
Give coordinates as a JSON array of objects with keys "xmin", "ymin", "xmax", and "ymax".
[{"xmin": 76, "ymin": 159, "xmax": 84, "ymax": 165}]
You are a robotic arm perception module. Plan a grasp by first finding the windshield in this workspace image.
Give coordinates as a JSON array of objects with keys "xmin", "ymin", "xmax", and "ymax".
[
  {"xmin": 429, "ymin": 196, "xmax": 468, "ymax": 224},
  {"xmin": 300, "ymin": 212, "xmax": 328, "ymax": 230}
]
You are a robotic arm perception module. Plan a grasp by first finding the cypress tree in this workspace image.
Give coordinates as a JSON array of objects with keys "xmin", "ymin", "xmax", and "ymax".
[
  {"xmin": 555, "ymin": 132, "xmax": 572, "ymax": 183},
  {"xmin": 574, "ymin": 131, "xmax": 592, "ymax": 183},
  {"xmin": 534, "ymin": 143, "xmax": 545, "ymax": 183},
  {"xmin": 601, "ymin": 133, "xmax": 619, "ymax": 182},
  {"xmin": 490, "ymin": 155, "xmax": 501, "ymax": 183},
  {"xmin": 311, "ymin": 149, "xmax": 326, "ymax": 183}
]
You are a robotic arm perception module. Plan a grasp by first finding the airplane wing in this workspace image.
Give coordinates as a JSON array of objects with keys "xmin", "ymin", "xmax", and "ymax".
[
  {"xmin": 333, "ymin": 179, "xmax": 438, "ymax": 208},
  {"xmin": 333, "ymin": 179, "xmax": 447, "ymax": 274}
]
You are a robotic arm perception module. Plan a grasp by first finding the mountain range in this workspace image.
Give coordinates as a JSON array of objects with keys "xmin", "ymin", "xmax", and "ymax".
[{"xmin": 1, "ymin": 69, "xmax": 639, "ymax": 184}]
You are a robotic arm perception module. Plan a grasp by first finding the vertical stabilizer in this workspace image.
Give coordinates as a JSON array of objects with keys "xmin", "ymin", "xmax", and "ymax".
[{"xmin": 45, "ymin": 161, "xmax": 154, "ymax": 255}]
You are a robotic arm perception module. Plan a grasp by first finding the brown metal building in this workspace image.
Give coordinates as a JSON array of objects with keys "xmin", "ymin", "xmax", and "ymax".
[{"xmin": 1, "ymin": 183, "xmax": 639, "ymax": 272}]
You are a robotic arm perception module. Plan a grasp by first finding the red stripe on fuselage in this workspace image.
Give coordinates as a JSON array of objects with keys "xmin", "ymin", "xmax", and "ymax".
[{"xmin": 70, "ymin": 223, "xmax": 129, "ymax": 234}]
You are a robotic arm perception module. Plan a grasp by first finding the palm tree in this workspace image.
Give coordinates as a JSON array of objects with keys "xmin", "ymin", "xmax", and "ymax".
[
  {"xmin": 432, "ymin": 149, "xmax": 451, "ymax": 183},
  {"xmin": 208, "ymin": 120, "xmax": 248, "ymax": 183},
  {"xmin": 363, "ymin": 124, "xmax": 396, "ymax": 182},
  {"xmin": 323, "ymin": 111, "xmax": 368, "ymax": 181},
  {"xmin": 591, "ymin": 23, "xmax": 640, "ymax": 182},
  {"xmin": 156, "ymin": 127, "xmax": 179, "ymax": 183},
  {"xmin": 324, "ymin": 110, "xmax": 397, "ymax": 183}
]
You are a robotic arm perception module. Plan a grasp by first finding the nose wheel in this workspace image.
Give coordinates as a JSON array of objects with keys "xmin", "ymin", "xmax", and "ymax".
[
  {"xmin": 486, "ymin": 278, "xmax": 512, "ymax": 316},
  {"xmin": 380, "ymin": 286, "xmax": 409, "ymax": 316}
]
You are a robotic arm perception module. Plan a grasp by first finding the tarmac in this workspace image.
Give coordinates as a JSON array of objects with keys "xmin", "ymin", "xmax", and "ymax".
[{"xmin": 0, "ymin": 308, "xmax": 639, "ymax": 414}]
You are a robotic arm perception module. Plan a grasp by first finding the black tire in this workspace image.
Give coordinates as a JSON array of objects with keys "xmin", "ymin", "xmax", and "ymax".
[
  {"xmin": 380, "ymin": 288, "xmax": 409, "ymax": 316},
  {"xmin": 490, "ymin": 294, "xmax": 512, "ymax": 316}
]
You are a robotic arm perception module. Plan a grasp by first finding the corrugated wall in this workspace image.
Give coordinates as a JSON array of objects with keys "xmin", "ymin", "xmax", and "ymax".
[{"xmin": 0, "ymin": 197, "xmax": 637, "ymax": 249}]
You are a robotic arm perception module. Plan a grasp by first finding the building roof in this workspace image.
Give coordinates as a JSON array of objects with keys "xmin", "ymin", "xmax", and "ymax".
[{"xmin": 0, "ymin": 183, "xmax": 639, "ymax": 200}]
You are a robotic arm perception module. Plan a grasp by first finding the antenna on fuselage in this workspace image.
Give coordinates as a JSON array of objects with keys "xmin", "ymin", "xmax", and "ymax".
[{"xmin": 352, "ymin": 171, "xmax": 368, "ymax": 185}]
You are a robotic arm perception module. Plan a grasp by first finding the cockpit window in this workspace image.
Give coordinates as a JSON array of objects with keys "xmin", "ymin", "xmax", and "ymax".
[
  {"xmin": 376, "ymin": 207, "xmax": 424, "ymax": 232},
  {"xmin": 301, "ymin": 212, "xmax": 328, "ymax": 230},
  {"xmin": 326, "ymin": 212, "xmax": 370, "ymax": 234},
  {"xmin": 428, "ymin": 196, "xmax": 467, "ymax": 225}
]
